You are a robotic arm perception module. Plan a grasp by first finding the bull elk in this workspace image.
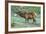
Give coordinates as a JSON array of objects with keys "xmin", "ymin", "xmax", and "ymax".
[
  {"xmin": 16, "ymin": 11, "xmax": 37, "ymax": 23},
  {"xmin": 16, "ymin": 6, "xmax": 37, "ymax": 23}
]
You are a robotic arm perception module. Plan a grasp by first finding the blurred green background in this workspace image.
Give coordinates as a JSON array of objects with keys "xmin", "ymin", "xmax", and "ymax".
[{"xmin": 11, "ymin": 6, "xmax": 41, "ymax": 28}]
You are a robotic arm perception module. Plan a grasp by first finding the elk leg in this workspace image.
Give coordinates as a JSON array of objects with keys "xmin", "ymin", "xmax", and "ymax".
[
  {"xmin": 32, "ymin": 18, "xmax": 36, "ymax": 24},
  {"xmin": 25, "ymin": 18, "xmax": 29, "ymax": 23}
]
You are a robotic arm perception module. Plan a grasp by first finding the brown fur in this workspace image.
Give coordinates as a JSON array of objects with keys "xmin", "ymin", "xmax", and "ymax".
[{"xmin": 18, "ymin": 11, "xmax": 37, "ymax": 23}]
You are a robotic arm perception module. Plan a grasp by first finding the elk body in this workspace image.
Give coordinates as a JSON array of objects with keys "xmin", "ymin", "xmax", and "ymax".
[{"xmin": 16, "ymin": 11, "xmax": 37, "ymax": 23}]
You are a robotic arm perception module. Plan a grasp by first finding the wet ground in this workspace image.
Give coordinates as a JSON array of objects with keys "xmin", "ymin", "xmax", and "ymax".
[{"xmin": 11, "ymin": 15, "xmax": 41, "ymax": 28}]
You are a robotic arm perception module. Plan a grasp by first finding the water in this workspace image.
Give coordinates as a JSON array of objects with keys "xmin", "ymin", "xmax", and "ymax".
[{"xmin": 11, "ymin": 15, "xmax": 41, "ymax": 28}]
